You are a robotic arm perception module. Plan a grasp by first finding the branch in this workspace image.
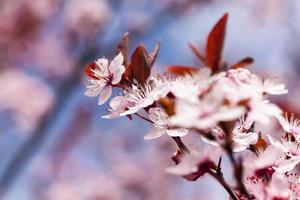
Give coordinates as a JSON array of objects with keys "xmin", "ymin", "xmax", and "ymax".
[
  {"xmin": 172, "ymin": 137, "xmax": 190, "ymax": 154},
  {"xmin": 207, "ymin": 169, "xmax": 239, "ymax": 200}
]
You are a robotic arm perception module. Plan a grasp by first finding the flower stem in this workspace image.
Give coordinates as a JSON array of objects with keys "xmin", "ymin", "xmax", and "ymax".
[
  {"xmin": 207, "ymin": 169, "xmax": 239, "ymax": 200},
  {"xmin": 172, "ymin": 137, "xmax": 190, "ymax": 154},
  {"xmin": 135, "ymin": 113, "xmax": 153, "ymax": 124}
]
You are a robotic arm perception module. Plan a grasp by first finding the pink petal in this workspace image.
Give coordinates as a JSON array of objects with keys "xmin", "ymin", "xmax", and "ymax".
[
  {"xmin": 144, "ymin": 128, "xmax": 166, "ymax": 140},
  {"xmin": 85, "ymin": 84, "xmax": 104, "ymax": 97},
  {"xmin": 98, "ymin": 85, "xmax": 112, "ymax": 105},
  {"xmin": 166, "ymin": 128, "xmax": 188, "ymax": 137},
  {"xmin": 234, "ymin": 132, "xmax": 258, "ymax": 145},
  {"xmin": 109, "ymin": 53, "xmax": 124, "ymax": 73},
  {"xmin": 109, "ymin": 96, "xmax": 127, "ymax": 110},
  {"xmin": 111, "ymin": 65, "xmax": 125, "ymax": 84}
]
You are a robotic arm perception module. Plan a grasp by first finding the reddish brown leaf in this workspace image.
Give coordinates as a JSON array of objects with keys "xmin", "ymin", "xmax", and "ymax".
[
  {"xmin": 255, "ymin": 133, "xmax": 267, "ymax": 151},
  {"xmin": 148, "ymin": 40, "xmax": 161, "ymax": 66},
  {"xmin": 159, "ymin": 97, "xmax": 175, "ymax": 116},
  {"xmin": 84, "ymin": 63, "xmax": 100, "ymax": 80},
  {"xmin": 167, "ymin": 65, "xmax": 199, "ymax": 76},
  {"xmin": 117, "ymin": 32, "xmax": 129, "ymax": 66},
  {"xmin": 188, "ymin": 43, "xmax": 207, "ymax": 65},
  {"xmin": 206, "ymin": 13, "xmax": 228, "ymax": 72},
  {"xmin": 129, "ymin": 44, "xmax": 151, "ymax": 84},
  {"xmin": 231, "ymin": 57, "xmax": 254, "ymax": 69}
]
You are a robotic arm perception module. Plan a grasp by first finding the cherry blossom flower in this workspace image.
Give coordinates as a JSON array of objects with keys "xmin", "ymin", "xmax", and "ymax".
[
  {"xmin": 277, "ymin": 113, "xmax": 300, "ymax": 141},
  {"xmin": 85, "ymin": 53, "xmax": 125, "ymax": 105},
  {"xmin": 201, "ymin": 116, "xmax": 258, "ymax": 152},
  {"xmin": 102, "ymin": 96, "xmax": 129, "ymax": 119},
  {"xmin": 245, "ymin": 172, "xmax": 290, "ymax": 200},
  {"xmin": 144, "ymin": 108, "xmax": 188, "ymax": 140},
  {"xmin": 247, "ymin": 100, "xmax": 282, "ymax": 125},
  {"xmin": 259, "ymin": 77, "xmax": 288, "ymax": 95},
  {"xmin": 169, "ymin": 84, "xmax": 246, "ymax": 130},
  {"xmin": 243, "ymin": 134, "xmax": 300, "ymax": 179},
  {"xmin": 267, "ymin": 134, "xmax": 300, "ymax": 173},
  {"xmin": 227, "ymin": 68, "xmax": 288, "ymax": 96},
  {"xmin": 118, "ymin": 78, "xmax": 169, "ymax": 116},
  {"xmin": 165, "ymin": 146, "xmax": 222, "ymax": 181},
  {"xmin": 167, "ymin": 68, "xmax": 224, "ymax": 103},
  {"xmin": 284, "ymin": 170, "xmax": 300, "ymax": 199}
]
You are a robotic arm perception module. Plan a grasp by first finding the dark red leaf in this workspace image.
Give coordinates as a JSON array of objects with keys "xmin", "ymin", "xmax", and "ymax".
[
  {"xmin": 167, "ymin": 65, "xmax": 199, "ymax": 76},
  {"xmin": 159, "ymin": 97, "xmax": 175, "ymax": 116},
  {"xmin": 206, "ymin": 13, "xmax": 228, "ymax": 72},
  {"xmin": 148, "ymin": 40, "xmax": 161, "ymax": 66},
  {"xmin": 231, "ymin": 57, "xmax": 254, "ymax": 69},
  {"xmin": 129, "ymin": 44, "xmax": 151, "ymax": 84},
  {"xmin": 188, "ymin": 43, "xmax": 207, "ymax": 65},
  {"xmin": 84, "ymin": 63, "xmax": 100, "ymax": 80},
  {"xmin": 117, "ymin": 32, "xmax": 129, "ymax": 66}
]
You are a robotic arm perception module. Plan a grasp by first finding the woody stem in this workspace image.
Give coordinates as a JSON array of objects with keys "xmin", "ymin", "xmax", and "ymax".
[
  {"xmin": 135, "ymin": 113, "xmax": 153, "ymax": 124},
  {"xmin": 172, "ymin": 137, "xmax": 190, "ymax": 154},
  {"xmin": 207, "ymin": 169, "xmax": 239, "ymax": 200}
]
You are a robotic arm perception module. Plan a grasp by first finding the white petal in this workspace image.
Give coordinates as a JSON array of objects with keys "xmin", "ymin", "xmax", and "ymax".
[
  {"xmin": 119, "ymin": 106, "xmax": 141, "ymax": 116},
  {"xmin": 267, "ymin": 135, "xmax": 286, "ymax": 152},
  {"xmin": 149, "ymin": 108, "xmax": 168, "ymax": 127},
  {"xmin": 109, "ymin": 53, "xmax": 124, "ymax": 73},
  {"xmin": 166, "ymin": 128, "xmax": 188, "ymax": 137},
  {"xmin": 85, "ymin": 85, "xmax": 104, "ymax": 97},
  {"xmin": 234, "ymin": 132, "xmax": 258, "ymax": 146},
  {"xmin": 275, "ymin": 157, "xmax": 300, "ymax": 173},
  {"xmin": 102, "ymin": 112, "xmax": 120, "ymax": 119},
  {"xmin": 201, "ymin": 135, "xmax": 220, "ymax": 147},
  {"xmin": 214, "ymin": 106, "xmax": 246, "ymax": 122},
  {"xmin": 144, "ymin": 128, "xmax": 166, "ymax": 140},
  {"xmin": 95, "ymin": 58, "xmax": 109, "ymax": 76},
  {"xmin": 232, "ymin": 144, "xmax": 247, "ymax": 152},
  {"xmin": 98, "ymin": 85, "xmax": 112, "ymax": 105},
  {"xmin": 111, "ymin": 65, "xmax": 125, "ymax": 84},
  {"xmin": 276, "ymin": 115, "xmax": 291, "ymax": 133},
  {"xmin": 109, "ymin": 96, "xmax": 127, "ymax": 110}
]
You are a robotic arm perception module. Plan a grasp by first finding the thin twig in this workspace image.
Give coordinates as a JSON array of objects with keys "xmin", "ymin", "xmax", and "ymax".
[
  {"xmin": 207, "ymin": 169, "xmax": 239, "ymax": 200},
  {"xmin": 172, "ymin": 137, "xmax": 190, "ymax": 154},
  {"xmin": 219, "ymin": 122, "xmax": 252, "ymax": 200},
  {"xmin": 135, "ymin": 113, "xmax": 153, "ymax": 124}
]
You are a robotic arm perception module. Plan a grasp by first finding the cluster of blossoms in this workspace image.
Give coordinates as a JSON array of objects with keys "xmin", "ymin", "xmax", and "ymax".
[{"xmin": 85, "ymin": 14, "xmax": 300, "ymax": 199}]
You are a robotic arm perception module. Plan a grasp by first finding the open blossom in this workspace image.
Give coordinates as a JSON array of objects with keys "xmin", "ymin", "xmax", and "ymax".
[
  {"xmin": 259, "ymin": 77, "xmax": 288, "ymax": 95},
  {"xmin": 277, "ymin": 113, "xmax": 300, "ymax": 141},
  {"xmin": 85, "ymin": 53, "xmax": 125, "ymax": 105},
  {"xmin": 167, "ymin": 68, "xmax": 225, "ymax": 103},
  {"xmin": 227, "ymin": 68, "xmax": 288, "ymax": 96},
  {"xmin": 243, "ymin": 164, "xmax": 300, "ymax": 200},
  {"xmin": 165, "ymin": 146, "xmax": 222, "ymax": 181},
  {"xmin": 244, "ymin": 133, "xmax": 300, "ymax": 177},
  {"xmin": 242, "ymin": 147, "xmax": 300, "ymax": 199},
  {"xmin": 118, "ymin": 78, "xmax": 169, "ymax": 116},
  {"xmin": 102, "ymin": 96, "xmax": 129, "ymax": 119},
  {"xmin": 201, "ymin": 116, "xmax": 258, "ymax": 152},
  {"xmin": 169, "ymin": 77, "xmax": 246, "ymax": 130},
  {"xmin": 170, "ymin": 68, "xmax": 285, "ymax": 131},
  {"xmin": 144, "ymin": 108, "xmax": 188, "ymax": 140},
  {"xmin": 245, "ymin": 172, "xmax": 290, "ymax": 200},
  {"xmin": 267, "ymin": 134, "xmax": 300, "ymax": 173}
]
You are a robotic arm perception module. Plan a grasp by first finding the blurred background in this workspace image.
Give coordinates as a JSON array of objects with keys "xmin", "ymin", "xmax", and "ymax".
[{"xmin": 1, "ymin": 0, "xmax": 300, "ymax": 199}]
